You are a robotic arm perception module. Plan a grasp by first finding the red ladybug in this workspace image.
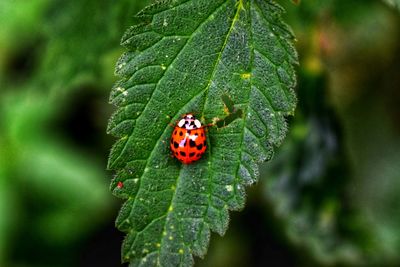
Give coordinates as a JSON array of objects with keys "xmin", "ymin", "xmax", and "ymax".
[{"xmin": 170, "ymin": 113, "xmax": 207, "ymax": 164}]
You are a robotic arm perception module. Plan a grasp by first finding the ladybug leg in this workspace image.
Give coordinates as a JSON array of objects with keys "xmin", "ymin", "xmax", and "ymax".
[
  {"xmin": 168, "ymin": 152, "xmax": 175, "ymax": 159},
  {"xmin": 163, "ymin": 139, "xmax": 177, "ymax": 160},
  {"xmin": 201, "ymin": 123, "xmax": 215, "ymax": 129},
  {"xmin": 161, "ymin": 134, "xmax": 173, "ymax": 150}
]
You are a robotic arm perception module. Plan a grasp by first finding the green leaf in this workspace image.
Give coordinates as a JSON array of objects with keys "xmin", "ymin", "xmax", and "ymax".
[{"xmin": 108, "ymin": 0, "xmax": 297, "ymax": 265}]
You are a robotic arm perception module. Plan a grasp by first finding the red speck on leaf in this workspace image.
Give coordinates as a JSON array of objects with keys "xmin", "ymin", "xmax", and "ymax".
[{"xmin": 117, "ymin": 182, "xmax": 124, "ymax": 189}]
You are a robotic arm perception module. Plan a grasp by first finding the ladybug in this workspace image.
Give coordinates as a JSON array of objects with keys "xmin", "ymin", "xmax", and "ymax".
[{"xmin": 170, "ymin": 113, "xmax": 207, "ymax": 164}]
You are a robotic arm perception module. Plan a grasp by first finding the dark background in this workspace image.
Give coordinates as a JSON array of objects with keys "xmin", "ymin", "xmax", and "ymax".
[{"xmin": 1, "ymin": 0, "xmax": 400, "ymax": 266}]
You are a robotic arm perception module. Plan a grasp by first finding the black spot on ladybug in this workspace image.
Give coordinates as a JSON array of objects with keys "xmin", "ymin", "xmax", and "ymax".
[
  {"xmin": 203, "ymin": 141, "xmax": 206, "ymax": 146},
  {"xmin": 189, "ymin": 152, "xmax": 195, "ymax": 157},
  {"xmin": 170, "ymin": 139, "xmax": 173, "ymax": 144},
  {"xmin": 197, "ymin": 144, "xmax": 203, "ymax": 150},
  {"xmin": 187, "ymin": 130, "xmax": 191, "ymax": 135},
  {"xmin": 189, "ymin": 139, "xmax": 196, "ymax": 148},
  {"xmin": 194, "ymin": 133, "xmax": 198, "ymax": 137},
  {"xmin": 174, "ymin": 142, "xmax": 179, "ymax": 149},
  {"xmin": 179, "ymin": 131, "xmax": 183, "ymax": 136},
  {"xmin": 201, "ymin": 133, "xmax": 204, "ymax": 137},
  {"xmin": 196, "ymin": 153, "xmax": 201, "ymax": 157},
  {"xmin": 180, "ymin": 151, "xmax": 186, "ymax": 157},
  {"xmin": 174, "ymin": 130, "xmax": 177, "ymax": 135},
  {"xmin": 175, "ymin": 151, "xmax": 179, "ymax": 155}
]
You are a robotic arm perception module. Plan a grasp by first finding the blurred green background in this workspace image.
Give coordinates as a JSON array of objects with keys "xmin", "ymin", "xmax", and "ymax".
[{"xmin": 0, "ymin": 0, "xmax": 399, "ymax": 266}]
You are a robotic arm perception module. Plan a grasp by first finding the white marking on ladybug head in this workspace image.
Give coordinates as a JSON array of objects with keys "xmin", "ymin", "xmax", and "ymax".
[
  {"xmin": 178, "ymin": 114, "xmax": 201, "ymax": 129},
  {"xmin": 178, "ymin": 118, "xmax": 185, "ymax": 127},
  {"xmin": 194, "ymin": 119, "xmax": 201, "ymax": 128}
]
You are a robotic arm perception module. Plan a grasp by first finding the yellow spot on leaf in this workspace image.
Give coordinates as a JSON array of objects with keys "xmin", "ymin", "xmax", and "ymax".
[
  {"xmin": 223, "ymin": 106, "xmax": 229, "ymax": 113},
  {"xmin": 241, "ymin": 73, "xmax": 251, "ymax": 79}
]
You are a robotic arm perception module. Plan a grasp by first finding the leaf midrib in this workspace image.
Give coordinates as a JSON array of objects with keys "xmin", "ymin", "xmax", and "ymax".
[
  {"xmin": 154, "ymin": 0, "xmax": 243, "ymax": 260},
  {"xmin": 191, "ymin": 0, "xmax": 247, "ymax": 243}
]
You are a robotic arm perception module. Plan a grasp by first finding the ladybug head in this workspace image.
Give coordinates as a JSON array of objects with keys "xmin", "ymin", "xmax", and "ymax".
[{"xmin": 178, "ymin": 113, "xmax": 202, "ymax": 129}]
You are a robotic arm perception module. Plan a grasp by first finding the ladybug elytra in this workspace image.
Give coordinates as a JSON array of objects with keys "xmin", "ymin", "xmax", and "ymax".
[{"xmin": 170, "ymin": 113, "xmax": 207, "ymax": 164}]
